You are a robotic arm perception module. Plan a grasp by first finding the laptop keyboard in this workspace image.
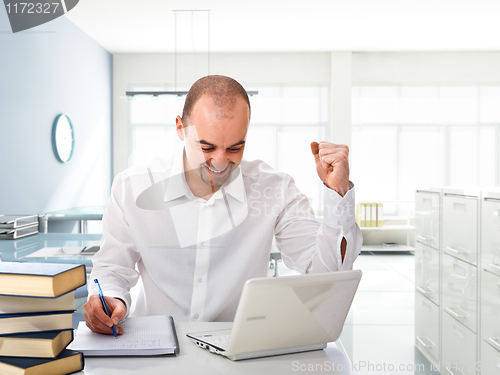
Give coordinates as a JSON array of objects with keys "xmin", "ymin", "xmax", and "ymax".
[{"xmin": 201, "ymin": 334, "xmax": 230, "ymax": 350}]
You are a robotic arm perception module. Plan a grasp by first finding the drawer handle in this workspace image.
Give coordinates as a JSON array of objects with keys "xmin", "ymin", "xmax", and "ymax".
[
  {"xmin": 446, "ymin": 246, "xmax": 467, "ymax": 254},
  {"xmin": 488, "ymin": 337, "xmax": 500, "ymax": 351},
  {"xmin": 416, "ymin": 286, "xmax": 436, "ymax": 295},
  {"xmin": 490, "ymin": 263, "xmax": 500, "ymax": 271},
  {"xmin": 416, "ymin": 336, "xmax": 435, "ymax": 348},
  {"xmin": 449, "ymin": 273, "xmax": 467, "ymax": 280},
  {"xmin": 445, "ymin": 306, "xmax": 470, "ymax": 319},
  {"xmin": 445, "ymin": 367, "xmax": 465, "ymax": 375},
  {"xmin": 417, "ymin": 235, "xmax": 428, "ymax": 241}
]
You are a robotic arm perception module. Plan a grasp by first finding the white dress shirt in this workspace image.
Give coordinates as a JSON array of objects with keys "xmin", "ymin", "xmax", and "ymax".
[{"xmin": 89, "ymin": 147, "xmax": 362, "ymax": 322}]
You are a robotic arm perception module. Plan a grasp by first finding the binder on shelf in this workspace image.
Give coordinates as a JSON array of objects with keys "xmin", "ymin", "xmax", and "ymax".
[
  {"xmin": 0, "ymin": 215, "xmax": 38, "ymax": 229},
  {"xmin": 369, "ymin": 203, "xmax": 375, "ymax": 227},
  {"xmin": 365, "ymin": 203, "xmax": 370, "ymax": 227},
  {"xmin": 360, "ymin": 203, "xmax": 366, "ymax": 227},
  {"xmin": 376, "ymin": 203, "xmax": 384, "ymax": 227},
  {"xmin": 364, "ymin": 203, "xmax": 369, "ymax": 227},
  {"xmin": 0, "ymin": 223, "xmax": 39, "ymax": 240},
  {"xmin": 357, "ymin": 202, "xmax": 384, "ymax": 228}
]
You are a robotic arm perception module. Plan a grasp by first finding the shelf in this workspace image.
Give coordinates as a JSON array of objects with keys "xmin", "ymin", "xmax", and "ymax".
[
  {"xmin": 361, "ymin": 245, "xmax": 414, "ymax": 252},
  {"xmin": 360, "ymin": 225, "xmax": 414, "ymax": 231}
]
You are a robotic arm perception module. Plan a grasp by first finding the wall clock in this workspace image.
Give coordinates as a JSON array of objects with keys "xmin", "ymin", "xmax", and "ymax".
[{"xmin": 52, "ymin": 114, "xmax": 75, "ymax": 163}]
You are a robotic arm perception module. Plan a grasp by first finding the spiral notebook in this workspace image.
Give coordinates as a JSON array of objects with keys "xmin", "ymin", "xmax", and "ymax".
[{"xmin": 68, "ymin": 315, "xmax": 179, "ymax": 356}]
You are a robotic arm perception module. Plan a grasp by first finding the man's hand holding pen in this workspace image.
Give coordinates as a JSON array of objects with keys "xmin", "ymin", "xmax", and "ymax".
[{"xmin": 84, "ymin": 294, "xmax": 126, "ymax": 335}]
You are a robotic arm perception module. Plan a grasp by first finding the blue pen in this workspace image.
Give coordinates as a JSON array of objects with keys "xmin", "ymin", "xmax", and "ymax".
[{"xmin": 94, "ymin": 279, "xmax": 118, "ymax": 337}]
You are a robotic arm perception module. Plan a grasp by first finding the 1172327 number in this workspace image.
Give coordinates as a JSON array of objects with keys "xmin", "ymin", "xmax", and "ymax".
[{"xmin": 5, "ymin": 2, "xmax": 60, "ymax": 14}]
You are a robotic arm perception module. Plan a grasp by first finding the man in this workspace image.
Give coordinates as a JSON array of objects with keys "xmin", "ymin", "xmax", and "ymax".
[{"xmin": 84, "ymin": 75, "xmax": 362, "ymax": 335}]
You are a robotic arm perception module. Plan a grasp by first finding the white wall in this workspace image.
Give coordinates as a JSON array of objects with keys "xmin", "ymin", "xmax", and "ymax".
[
  {"xmin": 352, "ymin": 52, "xmax": 500, "ymax": 83},
  {"xmin": 1, "ymin": 9, "xmax": 112, "ymax": 232},
  {"xmin": 330, "ymin": 52, "xmax": 352, "ymax": 148}
]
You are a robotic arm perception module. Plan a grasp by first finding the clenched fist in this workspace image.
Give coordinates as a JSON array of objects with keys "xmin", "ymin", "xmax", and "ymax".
[{"xmin": 311, "ymin": 141, "xmax": 350, "ymax": 197}]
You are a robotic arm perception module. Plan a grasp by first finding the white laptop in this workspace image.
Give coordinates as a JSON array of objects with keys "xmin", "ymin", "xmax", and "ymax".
[{"xmin": 187, "ymin": 269, "xmax": 362, "ymax": 360}]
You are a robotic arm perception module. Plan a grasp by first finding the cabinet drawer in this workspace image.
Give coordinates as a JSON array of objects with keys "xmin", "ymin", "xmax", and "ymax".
[
  {"xmin": 481, "ymin": 269, "xmax": 500, "ymax": 346},
  {"xmin": 481, "ymin": 197, "xmax": 500, "ymax": 277},
  {"xmin": 415, "ymin": 242, "xmax": 440, "ymax": 305},
  {"xmin": 415, "ymin": 191, "xmax": 441, "ymax": 250},
  {"xmin": 442, "ymin": 312, "xmax": 477, "ymax": 375},
  {"xmin": 481, "ymin": 339, "xmax": 500, "ymax": 374},
  {"xmin": 442, "ymin": 254, "xmax": 477, "ymax": 333},
  {"xmin": 415, "ymin": 292, "xmax": 440, "ymax": 367},
  {"xmin": 443, "ymin": 195, "xmax": 478, "ymax": 265}
]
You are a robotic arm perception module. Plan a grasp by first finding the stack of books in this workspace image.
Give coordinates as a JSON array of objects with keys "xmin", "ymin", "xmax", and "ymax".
[
  {"xmin": 0, "ymin": 262, "xmax": 86, "ymax": 374},
  {"xmin": 0, "ymin": 215, "xmax": 39, "ymax": 240}
]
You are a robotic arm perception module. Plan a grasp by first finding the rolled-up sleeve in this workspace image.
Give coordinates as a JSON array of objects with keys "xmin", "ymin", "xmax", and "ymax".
[{"xmin": 88, "ymin": 173, "xmax": 141, "ymax": 318}]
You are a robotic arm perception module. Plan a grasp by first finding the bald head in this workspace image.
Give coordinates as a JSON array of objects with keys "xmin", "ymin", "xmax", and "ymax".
[{"xmin": 181, "ymin": 75, "xmax": 251, "ymax": 124}]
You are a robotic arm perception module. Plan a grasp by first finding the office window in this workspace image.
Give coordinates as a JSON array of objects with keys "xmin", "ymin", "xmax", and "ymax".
[
  {"xmin": 351, "ymin": 84, "xmax": 500, "ymax": 216},
  {"xmin": 127, "ymin": 84, "xmax": 329, "ymax": 215}
]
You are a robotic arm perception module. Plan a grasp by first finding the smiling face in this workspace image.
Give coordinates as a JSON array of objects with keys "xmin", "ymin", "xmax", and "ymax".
[{"xmin": 176, "ymin": 93, "xmax": 250, "ymax": 197}]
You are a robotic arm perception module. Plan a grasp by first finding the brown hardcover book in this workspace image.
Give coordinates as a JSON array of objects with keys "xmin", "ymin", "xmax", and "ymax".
[
  {"xmin": 0, "ymin": 291, "xmax": 75, "ymax": 314},
  {"xmin": 0, "ymin": 262, "xmax": 85, "ymax": 298},
  {"xmin": 0, "ymin": 349, "xmax": 84, "ymax": 375},
  {"xmin": 0, "ymin": 311, "xmax": 74, "ymax": 336},
  {"xmin": 0, "ymin": 330, "xmax": 73, "ymax": 358}
]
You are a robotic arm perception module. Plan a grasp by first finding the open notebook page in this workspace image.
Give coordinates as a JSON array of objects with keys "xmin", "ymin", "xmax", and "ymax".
[{"xmin": 68, "ymin": 315, "xmax": 179, "ymax": 356}]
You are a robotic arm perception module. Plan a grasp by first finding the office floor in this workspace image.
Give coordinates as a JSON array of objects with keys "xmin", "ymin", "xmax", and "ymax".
[{"xmin": 269, "ymin": 251, "xmax": 436, "ymax": 375}]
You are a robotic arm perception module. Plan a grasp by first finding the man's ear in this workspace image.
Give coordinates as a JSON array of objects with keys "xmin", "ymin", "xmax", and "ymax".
[{"xmin": 176, "ymin": 116, "xmax": 186, "ymax": 141}]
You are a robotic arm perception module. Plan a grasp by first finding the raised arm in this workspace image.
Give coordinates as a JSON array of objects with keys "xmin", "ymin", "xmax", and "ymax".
[{"xmin": 273, "ymin": 141, "xmax": 361, "ymax": 273}]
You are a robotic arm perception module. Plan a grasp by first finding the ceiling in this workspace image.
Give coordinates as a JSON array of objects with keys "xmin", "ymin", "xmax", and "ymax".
[{"xmin": 65, "ymin": 0, "xmax": 500, "ymax": 53}]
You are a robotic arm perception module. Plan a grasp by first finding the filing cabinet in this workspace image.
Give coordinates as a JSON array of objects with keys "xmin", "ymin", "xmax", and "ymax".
[
  {"xmin": 416, "ymin": 190, "xmax": 441, "ymax": 251},
  {"xmin": 415, "ymin": 241, "xmax": 440, "ymax": 305},
  {"xmin": 442, "ymin": 311, "xmax": 477, "ymax": 375},
  {"xmin": 480, "ymin": 269, "xmax": 500, "ymax": 351},
  {"xmin": 480, "ymin": 193, "xmax": 500, "ymax": 277},
  {"xmin": 415, "ymin": 291, "xmax": 440, "ymax": 367},
  {"xmin": 481, "ymin": 338, "xmax": 500, "ymax": 374},
  {"xmin": 443, "ymin": 193, "xmax": 479, "ymax": 266},
  {"xmin": 415, "ymin": 188, "xmax": 500, "ymax": 374},
  {"xmin": 480, "ymin": 192, "xmax": 500, "ymax": 374},
  {"xmin": 415, "ymin": 188, "xmax": 442, "ymax": 371},
  {"xmin": 442, "ymin": 253, "xmax": 477, "ymax": 333}
]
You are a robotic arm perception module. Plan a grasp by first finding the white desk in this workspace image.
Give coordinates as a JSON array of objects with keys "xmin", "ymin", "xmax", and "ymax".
[{"xmin": 80, "ymin": 322, "xmax": 355, "ymax": 374}]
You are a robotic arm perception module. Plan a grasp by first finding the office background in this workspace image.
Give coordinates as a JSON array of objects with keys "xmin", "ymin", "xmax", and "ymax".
[
  {"xmin": 0, "ymin": 9, "xmax": 112, "ymax": 232},
  {"xmin": 3, "ymin": 2, "xmax": 500, "ymax": 229},
  {"xmin": 2, "ymin": 2, "xmax": 500, "ymax": 374}
]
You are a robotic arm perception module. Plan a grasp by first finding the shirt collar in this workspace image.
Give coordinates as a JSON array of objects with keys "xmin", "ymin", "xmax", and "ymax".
[
  {"xmin": 164, "ymin": 147, "xmax": 191, "ymax": 202},
  {"xmin": 222, "ymin": 166, "xmax": 245, "ymax": 203},
  {"xmin": 164, "ymin": 147, "xmax": 246, "ymax": 203}
]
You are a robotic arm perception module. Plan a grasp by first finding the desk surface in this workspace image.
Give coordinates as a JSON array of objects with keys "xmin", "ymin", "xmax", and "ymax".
[
  {"xmin": 42, "ymin": 206, "xmax": 106, "ymax": 219},
  {"xmin": 0, "ymin": 233, "xmax": 101, "ymax": 266},
  {"xmin": 80, "ymin": 322, "xmax": 355, "ymax": 374},
  {"xmin": 0, "ymin": 234, "xmax": 280, "ymax": 267}
]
